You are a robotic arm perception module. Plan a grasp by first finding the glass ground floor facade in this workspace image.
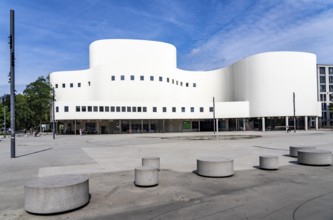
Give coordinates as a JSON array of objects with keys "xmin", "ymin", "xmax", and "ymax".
[{"xmin": 54, "ymin": 116, "xmax": 319, "ymax": 135}]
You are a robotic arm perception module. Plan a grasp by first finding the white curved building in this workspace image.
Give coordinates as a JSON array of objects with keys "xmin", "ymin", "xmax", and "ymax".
[{"xmin": 49, "ymin": 39, "xmax": 321, "ymax": 134}]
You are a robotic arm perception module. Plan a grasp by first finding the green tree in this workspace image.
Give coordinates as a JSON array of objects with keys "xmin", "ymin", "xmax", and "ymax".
[
  {"xmin": 23, "ymin": 76, "xmax": 52, "ymax": 128},
  {"xmin": 15, "ymin": 94, "xmax": 33, "ymax": 130}
]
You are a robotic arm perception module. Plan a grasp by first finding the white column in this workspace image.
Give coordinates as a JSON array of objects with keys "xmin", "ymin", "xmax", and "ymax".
[
  {"xmin": 243, "ymin": 118, "xmax": 246, "ymax": 131},
  {"xmin": 304, "ymin": 116, "xmax": 308, "ymax": 131},
  {"xmin": 198, "ymin": 120, "xmax": 201, "ymax": 132},
  {"xmin": 285, "ymin": 116, "xmax": 289, "ymax": 131},
  {"xmin": 262, "ymin": 117, "xmax": 265, "ymax": 132},
  {"xmin": 315, "ymin": 117, "xmax": 319, "ymax": 130},
  {"xmin": 141, "ymin": 120, "xmax": 143, "ymax": 133},
  {"xmin": 216, "ymin": 119, "xmax": 219, "ymax": 133},
  {"xmin": 129, "ymin": 120, "xmax": 132, "ymax": 133},
  {"xmin": 225, "ymin": 119, "xmax": 229, "ymax": 131}
]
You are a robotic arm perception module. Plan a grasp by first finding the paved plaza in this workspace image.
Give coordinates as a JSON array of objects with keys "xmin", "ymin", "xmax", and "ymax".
[{"xmin": 0, "ymin": 130, "xmax": 333, "ymax": 219}]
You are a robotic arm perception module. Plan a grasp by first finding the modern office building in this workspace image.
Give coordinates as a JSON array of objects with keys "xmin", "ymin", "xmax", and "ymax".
[
  {"xmin": 49, "ymin": 39, "xmax": 321, "ymax": 134},
  {"xmin": 317, "ymin": 64, "xmax": 333, "ymax": 127}
]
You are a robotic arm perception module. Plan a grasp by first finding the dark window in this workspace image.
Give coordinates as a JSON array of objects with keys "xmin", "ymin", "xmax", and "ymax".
[
  {"xmin": 70, "ymin": 83, "xmax": 73, "ymax": 88},
  {"xmin": 88, "ymin": 81, "xmax": 91, "ymax": 86},
  {"xmin": 153, "ymin": 107, "xmax": 157, "ymax": 112},
  {"xmin": 105, "ymin": 106, "xmax": 109, "ymax": 112},
  {"xmin": 88, "ymin": 106, "xmax": 92, "ymax": 112},
  {"xmin": 186, "ymin": 83, "xmax": 189, "ymax": 87},
  {"xmin": 320, "ymin": 94, "xmax": 326, "ymax": 101},
  {"xmin": 78, "ymin": 83, "xmax": 81, "ymax": 87},
  {"xmin": 320, "ymin": 67, "xmax": 325, "ymax": 75},
  {"xmin": 82, "ymin": 106, "xmax": 86, "ymax": 112},
  {"xmin": 138, "ymin": 107, "xmax": 142, "ymax": 112},
  {"xmin": 56, "ymin": 106, "xmax": 59, "ymax": 112},
  {"xmin": 172, "ymin": 79, "xmax": 174, "ymax": 84},
  {"xmin": 143, "ymin": 107, "xmax": 147, "ymax": 112},
  {"xmin": 111, "ymin": 75, "xmax": 115, "ymax": 81},
  {"xmin": 76, "ymin": 106, "xmax": 80, "ymax": 112},
  {"xmin": 163, "ymin": 107, "xmax": 167, "ymax": 112},
  {"xmin": 193, "ymin": 83, "xmax": 196, "ymax": 87},
  {"xmin": 116, "ymin": 106, "xmax": 120, "ymax": 112},
  {"xmin": 55, "ymin": 84, "xmax": 58, "ymax": 88},
  {"xmin": 64, "ymin": 106, "xmax": 69, "ymax": 112},
  {"xmin": 121, "ymin": 75, "xmax": 125, "ymax": 80},
  {"xmin": 159, "ymin": 76, "xmax": 163, "ymax": 82},
  {"xmin": 330, "ymin": 85, "xmax": 333, "ymax": 92},
  {"xmin": 191, "ymin": 107, "xmax": 194, "ymax": 112},
  {"xmin": 131, "ymin": 75, "xmax": 135, "ymax": 80},
  {"xmin": 329, "ymin": 76, "xmax": 333, "ymax": 83},
  {"xmin": 99, "ymin": 106, "xmax": 104, "ymax": 112},
  {"xmin": 127, "ymin": 106, "xmax": 131, "ymax": 112},
  {"xmin": 329, "ymin": 67, "xmax": 333, "ymax": 75},
  {"xmin": 320, "ymin": 76, "xmax": 325, "ymax": 83},
  {"xmin": 122, "ymin": 106, "xmax": 126, "ymax": 112},
  {"xmin": 150, "ymin": 76, "xmax": 154, "ymax": 81},
  {"xmin": 111, "ymin": 106, "xmax": 115, "ymax": 112},
  {"xmin": 209, "ymin": 107, "xmax": 213, "ymax": 112},
  {"xmin": 132, "ymin": 107, "xmax": 137, "ymax": 112},
  {"xmin": 172, "ymin": 107, "xmax": 176, "ymax": 112},
  {"xmin": 200, "ymin": 107, "xmax": 204, "ymax": 112},
  {"xmin": 181, "ymin": 107, "xmax": 185, "ymax": 112},
  {"xmin": 180, "ymin": 82, "xmax": 183, "ymax": 86},
  {"xmin": 320, "ymin": 85, "xmax": 326, "ymax": 92},
  {"xmin": 167, "ymin": 78, "xmax": 170, "ymax": 83},
  {"xmin": 93, "ymin": 106, "xmax": 98, "ymax": 112},
  {"xmin": 62, "ymin": 83, "xmax": 65, "ymax": 88},
  {"xmin": 140, "ymin": 76, "xmax": 144, "ymax": 81},
  {"xmin": 176, "ymin": 81, "xmax": 178, "ymax": 85}
]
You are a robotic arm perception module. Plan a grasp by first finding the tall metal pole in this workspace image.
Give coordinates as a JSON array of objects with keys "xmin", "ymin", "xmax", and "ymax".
[
  {"xmin": 3, "ymin": 95, "xmax": 6, "ymax": 139},
  {"xmin": 213, "ymin": 97, "xmax": 216, "ymax": 134},
  {"xmin": 9, "ymin": 10, "xmax": 16, "ymax": 158},
  {"xmin": 293, "ymin": 92, "xmax": 296, "ymax": 133},
  {"xmin": 52, "ymin": 87, "xmax": 55, "ymax": 139}
]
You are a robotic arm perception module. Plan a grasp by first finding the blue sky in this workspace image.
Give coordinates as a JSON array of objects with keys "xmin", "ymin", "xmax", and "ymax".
[{"xmin": 1, "ymin": 0, "xmax": 333, "ymax": 94}]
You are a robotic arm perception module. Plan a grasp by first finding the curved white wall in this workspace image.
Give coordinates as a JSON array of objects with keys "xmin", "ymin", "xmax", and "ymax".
[{"xmin": 49, "ymin": 39, "xmax": 321, "ymax": 121}]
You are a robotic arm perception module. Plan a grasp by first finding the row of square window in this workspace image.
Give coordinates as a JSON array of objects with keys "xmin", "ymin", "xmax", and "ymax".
[
  {"xmin": 55, "ymin": 82, "xmax": 86, "ymax": 89},
  {"xmin": 319, "ymin": 67, "xmax": 333, "ymax": 75},
  {"xmin": 111, "ymin": 75, "xmax": 197, "ymax": 87},
  {"xmin": 56, "ymin": 106, "xmax": 214, "ymax": 113}
]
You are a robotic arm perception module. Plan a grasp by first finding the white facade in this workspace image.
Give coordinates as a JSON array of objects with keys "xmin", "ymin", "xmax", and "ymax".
[
  {"xmin": 317, "ymin": 64, "xmax": 333, "ymax": 127},
  {"xmin": 49, "ymin": 39, "xmax": 321, "ymax": 134}
]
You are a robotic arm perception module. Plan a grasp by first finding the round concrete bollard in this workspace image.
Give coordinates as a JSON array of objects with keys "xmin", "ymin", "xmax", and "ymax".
[
  {"xmin": 142, "ymin": 157, "xmax": 160, "ymax": 170},
  {"xmin": 135, "ymin": 166, "xmax": 159, "ymax": 187},
  {"xmin": 259, "ymin": 155, "xmax": 279, "ymax": 170},
  {"xmin": 24, "ymin": 174, "xmax": 90, "ymax": 214},
  {"xmin": 289, "ymin": 146, "xmax": 316, "ymax": 157},
  {"xmin": 298, "ymin": 150, "xmax": 332, "ymax": 166},
  {"xmin": 197, "ymin": 157, "xmax": 234, "ymax": 177}
]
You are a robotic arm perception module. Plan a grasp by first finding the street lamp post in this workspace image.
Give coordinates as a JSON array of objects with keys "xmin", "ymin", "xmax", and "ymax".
[{"xmin": 52, "ymin": 87, "xmax": 55, "ymax": 139}]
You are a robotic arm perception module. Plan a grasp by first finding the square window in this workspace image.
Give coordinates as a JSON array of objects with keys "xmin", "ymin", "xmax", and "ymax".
[
  {"xmin": 78, "ymin": 83, "xmax": 81, "ymax": 87},
  {"xmin": 55, "ymin": 84, "xmax": 58, "ymax": 88},
  {"xmin": 62, "ymin": 83, "xmax": 66, "ymax": 88},
  {"xmin": 140, "ymin": 76, "xmax": 144, "ymax": 81},
  {"xmin": 93, "ymin": 106, "xmax": 98, "ymax": 112},
  {"xmin": 143, "ymin": 107, "xmax": 147, "ymax": 112},
  {"xmin": 56, "ymin": 106, "xmax": 59, "ymax": 112},
  {"xmin": 181, "ymin": 107, "xmax": 185, "ymax": 112},
  {"xmin": 209, "ymin": 107, "xmax": 213, "ymax": 112},
  {"xmin": 127, "ymin": 106, "xmax": 131, "ymax": 112},
  {"xmin": 138, "ymin": 107, "xmax": 142, "ymax": 112},
  {"xmin": 88, "ymin": 106, "xmax": 92, "ymax": 112},
  {"xmin": 105, "ymin": 106, "xmax": 110, "ymax": 112},
  {"xmin": 176, "ymin": 81, "xmax": 178, "ymax": 85},
  {"xmin": 186, "ymin": 83, "xmax": 189, "ymax": 87},
  {"xmin": 167, "ymin": 78, "xmax": 170, "ymax": 83},
  {"xmin": 76, "ymin": 106, "xmax": 80, "ymax": 112},
  {"xmin": 172, "ymin": 107, "xmax": 176, "ymax": 112},
  {"xmin": 200, "ymin": 107, "xmax": 204, "ymax": 112},
  {"xmin": 193, "ymin": 83, "xmax": 196, "ymax": 87},
  {"xmin": 131, "ymin": 75, "xmax": 135, "ymax": 80},
  {"xmin": 82, "ymin": 106, "xmax": 86, "ymax": 112},
  {"xmin": 159, "ymin": 76, "xmax": 163, "ymax": 82},
  {"xmin": 172, "ymin": 79, "xmax": 174, "ymax": 84},
  {"xmin": 191, "ymin": 107, "xmax": 194, "ymax": 112},
  {"xmin": 99, "ymin": 106, "xmax": 104, "ymax": 112},
  {"xmin": 70, "ymin": 83, "xmax": 73, "ymax": 88},
  {"xmin": 111, "ymin": 106, "xmax": 115, "ymax": 112},
  {"xmin": 153, "ymin": 107, "xmax": 157, "ymax": 112},
  {"xmin": 64, "ymin": 106, "xmax": 69, "ymax": 112},
  {"xmin": 122, "ymin": 106, "xmax": 126, "ymax": 112},
  {"xmin": 121, "ymin": 75, "xmax": 125, "ymax": 80},
  {"xmin": 111, "ymin": 75, "xmax": 115, "ymax": 81},
  {"xmin": 180, "ymin": 82, "xmax": 183, "ymax": 86},
  {"xmin": 150, "ymin": 76, "xmax": 154, "ymax": 81},
  {"xmin": 88, "ymin": 81, "xmax": 91, "ymax": 86},
  {"xmin": 116, "ymin": 106, "xmax": 120, "ymax": 112},
  {"xmin": 132, "ymin": 107, "xmax": 137, "ymax": 112},
  {"xmin": 163, "ymin": 107, "xmax": 167, "ymax": 112}
]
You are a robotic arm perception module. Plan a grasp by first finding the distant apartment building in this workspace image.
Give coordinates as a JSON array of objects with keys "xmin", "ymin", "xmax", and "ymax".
[{"xmin": 317, "ymin": 64, "xmax": 333, "ymax": 127}]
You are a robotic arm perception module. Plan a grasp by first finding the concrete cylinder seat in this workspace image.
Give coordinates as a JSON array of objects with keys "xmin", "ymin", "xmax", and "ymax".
[
  {"xmin": 259, "ymin": 155, "xmax": 279, "ymax": 170},
  {"xmin": 142, "ymin": 157, "xmax": 160, "ymax": 170},
  {"xmin": 289, "ymin": 146, "xmax": 316, "ymax": 157},
  {"xmin": 24, "ymin": 174, "xmax": 90, "ymax": 214},
  {"xmin": 135, "ymin": 166, "xmax": 159, "ymax": 187},
  {"xmin": 298, "ymin": 150, "xmax": 332, "ymax": 166},
  {"xmin": 197, "ymin": 157, "xmax": 234, "ymax": 177}
]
